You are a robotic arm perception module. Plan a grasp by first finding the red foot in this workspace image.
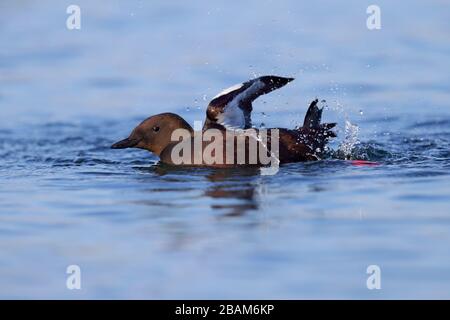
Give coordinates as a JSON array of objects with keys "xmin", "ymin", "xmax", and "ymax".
[{"xmin": 349, "ymin": 160, "xmax": 379, "ymax": 166}]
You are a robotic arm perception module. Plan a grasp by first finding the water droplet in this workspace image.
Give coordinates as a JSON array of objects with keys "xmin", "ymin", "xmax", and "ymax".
[{"xmin": 338, "ymin": 120, "xmax": 360, "ymax": 159}]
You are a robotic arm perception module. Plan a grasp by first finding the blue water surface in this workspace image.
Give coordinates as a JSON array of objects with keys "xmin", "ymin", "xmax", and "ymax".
[{"xmin": 0, "ymin": 0, "xmax": 449, "ymax": 299}]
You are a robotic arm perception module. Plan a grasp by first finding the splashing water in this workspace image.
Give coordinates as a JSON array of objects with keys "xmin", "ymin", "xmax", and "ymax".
[
  {"xmin": 338, "ymin": 120, "xmax": 360, "ymax": 160},
  {"xmin": 2, "ymin": 0, "xmax": 450, "ymax": 300}
]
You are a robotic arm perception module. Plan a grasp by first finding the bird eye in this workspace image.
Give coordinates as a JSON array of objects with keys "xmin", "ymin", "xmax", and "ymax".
[{"xmin": 152, "ymin": 126, "xmax": 160, "ymax": 132}]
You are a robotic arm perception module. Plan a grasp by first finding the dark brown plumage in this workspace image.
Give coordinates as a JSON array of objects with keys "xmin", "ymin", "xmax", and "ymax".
[{"xmin": 111, "ymin": 76, "xmax": 336, "ymax": 166}]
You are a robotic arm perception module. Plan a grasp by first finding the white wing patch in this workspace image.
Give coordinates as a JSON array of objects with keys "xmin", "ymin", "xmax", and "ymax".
[
  {"xmin": 216, "ymin": 104, "xmax": 246, "ymax": 129},
  {"xmin": 215, "ymin": 80, "xmax": 264, "ymax": 129},
  {"xmin": 213, "ymin": 82, "xmax": 244, "ymax": 99}
]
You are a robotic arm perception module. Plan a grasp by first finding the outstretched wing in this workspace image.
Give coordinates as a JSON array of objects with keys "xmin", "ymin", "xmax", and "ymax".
[
  {"xmin": 203, "ymin": 75, "xmax": 294, "ymax": 130},
  {"xmin": 303, "ymin": 99, "xmax": 323, "ymax": 128}
]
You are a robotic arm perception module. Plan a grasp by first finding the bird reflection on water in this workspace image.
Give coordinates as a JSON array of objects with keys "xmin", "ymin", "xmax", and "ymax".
[{"xmin": 146, "ymin": 165, "xmax": 263, "ymax": 218}]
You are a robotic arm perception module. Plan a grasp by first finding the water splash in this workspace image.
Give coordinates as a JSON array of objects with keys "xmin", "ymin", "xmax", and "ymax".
[{"xmin": 338, "ymin": 120, "xmax": 360, "ymax": 160}]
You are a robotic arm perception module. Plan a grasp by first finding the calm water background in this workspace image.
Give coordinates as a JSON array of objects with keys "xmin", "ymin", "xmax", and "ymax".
[{"xmin": 1, "ymin": 0, "xmax": 449, "ymax": 299}]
